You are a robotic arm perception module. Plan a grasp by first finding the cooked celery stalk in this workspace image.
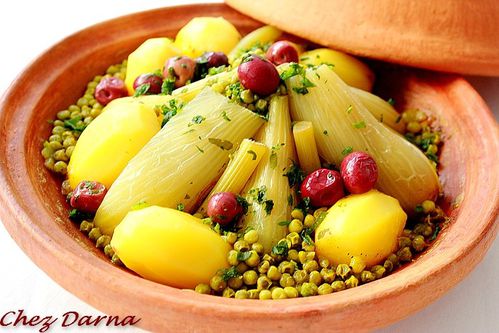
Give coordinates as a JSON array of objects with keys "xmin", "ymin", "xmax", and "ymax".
[
  {"xmin": 240, "ymin": 96, "xmax": 297, "ymax": 252},
  {"xmin": 197, "ymin": 138, "xmax": 268, "ymax": 216},
  {"xmin": 94, "ymin": 88, "xmax": 265, "ymax": 235},
  {"xmin": 351, "ymin": 87, "xmax": 406, "ymax": 133},
  {"xmin": 285, "ymin": 65, "xmax": 440, "ymax": 212},
  {"xmin": 228, "ymin": 25, "xmax": 282, "ymax": 64},
  {"xmin": 292, "ymin": 121, "xmax": 321, "ymax": 174}
]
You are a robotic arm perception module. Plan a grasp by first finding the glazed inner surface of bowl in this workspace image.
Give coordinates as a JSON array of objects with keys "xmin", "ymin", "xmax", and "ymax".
[{"xmin": 0, "ymin": 4, "xmax": 497, "ymax": 333}]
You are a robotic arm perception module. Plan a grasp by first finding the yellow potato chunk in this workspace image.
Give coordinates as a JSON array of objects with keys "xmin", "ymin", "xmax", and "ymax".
[
  {"xmin": 111, "ymin": 206, "xmax": 230, "ymax": 288},
  {"xmin": 175, "ymin": 17, "xmax": 241, "ymax": 57},
  {"xmin": 67, "ymin": 102, "xmax": 160, "ymax": 189},
  {"xmin": 125, "ymin": 37, "xmax": 180, "ymax": 94},
  {"xmin": 315, "ymin": 190, "xmax": 406, "ymax": 267},
  {"xmin": 300, "ymin": 48, "xmax": 375, "ymax": 91}
]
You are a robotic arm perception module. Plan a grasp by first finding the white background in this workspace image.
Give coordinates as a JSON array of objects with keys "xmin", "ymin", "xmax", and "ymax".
[{"xmin": 0, "ymin": 1, "xmax": 497, "ymax": 332}]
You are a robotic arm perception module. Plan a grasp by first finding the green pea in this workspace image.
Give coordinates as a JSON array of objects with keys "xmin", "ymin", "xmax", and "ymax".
[
  {"xmin": 412, "ymin": 235, "xmax": 426, "ymax": 252},
  {"xmin": 308, "ymin": 271, "xmax": 322, "ymax": 285},
  {"xmin": 227, "ymin": 276, "xmax": 243, "ymax": 289},
  {"xmin": 303, "ymin": 260, "xmax": 319, "ymax": 273},
  {"xmin": 286, "ymin": 232, "xmax": 301, "ymax": 248},
  {"xmin": 225, "ymin": 232, "xmax": 238, "ymax": 245},
  {"xmin": 279, "ymin": 273, "xmax": 295, "ymax": 288},
  {"xmin": 65, "ymin": 146, "xmax": 75, "ymax": 158},
  {"xmin": 320, "ymin": 268, "xmax": 336, "ymax": 283},
  {"xmin": 63, "ymin": 137, "xmax": 76, "ymax": 148},
  {"xmin": 52, "ymin": 126, "xmax": 65, "ymax": 135},
  {"xmin": 360, "ymin": 271, "xmax": 376, "ymax": 283},
  {"xmin": 235, "ymin": 290, "xmax": 249, "ymax": 299},
  {"xmin": 41, "ymin": 147, "xmax": 53, "ymax": 159},
  {"xmin": 53, "ymin": 120, "xmax": 64, "ymax": 127},
  {"xmin": 53, "ymin": 161, "xmax": 67, "ymax": 174},
  {"xmin": 398, "ymin": 236, "xmax": 412, "ymax": 248},
  {"xmin": 303, "ymin": 214, "xmax": 315, "ymax": 228},
  {"xmin": 421, "ymin": 200, "xmax": 436, "ymax": 213},
  {"xmin": 243, "ymin": 270, "xmax": 258, "ymax": 285},
  {"xmin": 287, "ymin": 249, "xmax": 299, "ymax": 262},
  {"xmin": 195, "ymin": 284, "xmax": 212, "ymax": 295},
  {"xmin": 350, "ymin": 256, "xmax": 366, "ymax": 274},
  {"xmin": 293, "ymin": 270, "xmax": 308, "ymax": 284},
  {"xmin": 407, "ymin": 121, "xmax": 422, "ymax": 133},
  {"xmin": 240, "ymin": 90, "xmax": 254, "ymax": 104},
  {"xmin": 247, "ymin": 289, "xmax": 260, "ymax": 299},
  {"xmin": 301, "ymin": 241, "xmax": 315, "ymax": 252},
  {"xmin": 271, "ymin": 287, "xmax": 287, "ymax": 299},
  {"xmin": 111, "ymin": 254, "xmax": 122, "ymax": 265},
  {"xmin": 331, "ymin": 281, "xmax": 346, "ymax": 292},
  {"xmin": 49, "ymin": 134, "xmax": 62, "ymax": 143},
  {"xmin": 383, "ymin": 259, "xmax": 394, "ymax": 273},
  {"xmin": 319, "ymin": 258, "xmax": 330, "ymax": 269},
  {"xmin": 278, "ymin": 261, "xmax": 295, "ymax": 275},
  {"xmin": 267, "ymin": 266, "xmax": 281, "ymax": 281},
  {"xmin": 236, "ymin": 262, "xmax": 249, "ymax": 274},
  {"xmin": 345, "ymin": 275, "xmax": 359, "ymax": 288},
  {"xmin": 317, "ymin": 283, "xmax": 333, "ymax": 295},
  {"xmin": 96, "ymin": 235, "xmax": 111, "ymax": 248},
  {"xmin": 210, "ymin": 275, "xmax": 227, "ymax": 292},
  {"xmin": 77, "ymin": 98, "xmax": 89, "ymax": 107},
  {"xmin": 44, "ymin": 157, "xmax": 55, "ymax": 170},
  {"xmin": 90, "ymin": 108, "xmax": 102, "ymax": 118},
  {"xmin": 258, "ymin": 260, "xmax": 270, "ymax": 274},
  {"xmin": 283, "ymin": 286, "xmax": 298, "ymax": 298},
  {"xmin": 290, "ymin": 209, "xmax": 304, "ymax": 221},
  {"xmin": 104, "ymin": 244, "xmax": 115, "ymax": 258},
  {"xmin": 371, "ymin": 265, "xmax": 386, "ymax": 279},
  {"xmin": 227, "ymin": 250, "xmax": 239, "ymax": 266},
  {"xmin": 244, "ymin": 229, "xmax": 259, "ymax": 244},
  {"xmin": 259, "ymin": 289, "xmax": 272, "ymax": 300},
  {"xmin": 397, "ymin": 247, "xmax": 412, "ymax": 262},
  {"xmin": 222, "ymin": 287, "xmax": 235, "ymax": 298},
  {"xmin": 336, "ymin": 264, "xmax": 351, "ymax": 279},
  {"xmin": 68, "ymin": 105, "xmax": 80, "ymax": 112},
  {"xmin": 255, "ymin": 99, "xmax": 267, "ymax": 111},
  {"xmin": 251, "ymin": 242, "xmax": 264, "ymax": 255},
  {"xmin": 79, "ymin": 221, "xmax": 94, "ymax": 233},
  {"xmin": 288, "ymin": 219, "xmax": 303, "ymax": 233},
  {"xmin": 299, "ymin": 282, "xmax": 317, "ymax": 297},
  {"xmin": 257, "ymin": 276, "xmax": 272, "ymax": 290},
  {"xmin": 234, "ymin": 240, "xmax": 250, "ymax": 252},
  {"xmin": 88, "ymin": 227, "xmax": 102, "ymax": 241},
  {"xmin": 53, "ymin": 149, "xmax": 68, "ymax": 161}
]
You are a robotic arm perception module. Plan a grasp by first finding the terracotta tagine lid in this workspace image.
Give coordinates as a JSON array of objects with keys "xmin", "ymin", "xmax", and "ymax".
[{"xmin": 225, "ymin": 0, "xmax": 499, "ymax": 76}]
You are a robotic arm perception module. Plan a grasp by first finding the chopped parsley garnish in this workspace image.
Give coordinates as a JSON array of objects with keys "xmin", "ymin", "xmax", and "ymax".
[
  {"xmin": 176, "ymin": 203, "xmax": 185, "ymax": 211},
  {"xmin": 279, "ymin": 63, "xmax": 304, "ymax": 80},
  {"xmin": 195, "ymin": 145, "xmax": 204, "ymax": 153},
  {"xmin": 297, "ymin": 196, "xmax": 312, "ymax": 212},
  {"xmin": 237, "ymin": 251, "xmax": 252, "ymax": 261},
  {"xmin": 221, "ymin": 111, "xmax": 231, "ymax": 121},
  {"xmin": 133, "ymin": 83, "xmax": 150, "ymax": 97},
  {"xmin": 248, "ymin": 186, "xmax": 267, "ymax": 204},
  {"xmin": 68, "ymin": 209, "xmax": 93, "ymax": 222},
  {"xmin": 278, "ymin": 220, "xmax": 291, "ymax": 226},
  {"xmin": 353, "ymin": 121, "xmax": 366, "ymax": 129},
  {"xmin": 64, "ymin": 117, "xmax": 87, "ymax": 132},
  {"xmin": 342, "ymin": 146, "xmax": 353, "ymax": 156},
  {"xmin": 430, "ymin": 226, "xmax": 441, "ymax": 241},
  {"xmin": 208, "ymin": 138, "xmax": 233, "ymax": 150},
  {"xmin": 346, "ymin": 105, "xmax": 353, "ymax": 114},
  {"xmin": 271, "ymin": 239, "xmax": 289, "ymax": 256},
  {"xmin": 246, "ymin": 150, "xmax": 257, "ymax": 160},
  {"xmin": 161, "ymin": 68, "xmax": 176, "ymax": 95},
  {"xmin": 159, "ymin": 99, "xmax": 183, "ymax": 127},
  {"xmin": 287, "ymin": 194, "xmax": 294, "ymax": 206},
  {"xmin": 323, "ymin": 130, "xmax": 328, "ymax": 135},
  {"xmin": 284, "ymin": 162, "xmax": 305, "ymax": 188},
  {"xmin": 292, "ymin": 75, "xmax": 316, "ymax": 95},
  {"xmin": 189, "ymin": 115, "xmax": 206, "ymax": 126},
  {"xmin": 387, "ymin": 98, "xmax": 395, "ymax": 106},
  {"xmin": 236, "ymin": 195, "xmax": 249, "ymax": 214},
  {"xmin": 263, "ymin": 199, "xmax": 274, "ymax": 215},
  {"xmin": 221, "ymin": 266, "xmax": 240, "ymax": 281}
]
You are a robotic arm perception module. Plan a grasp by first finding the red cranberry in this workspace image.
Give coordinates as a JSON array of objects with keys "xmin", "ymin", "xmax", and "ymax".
[
  {"xmin": 200, "ymin": 51, "xmax": 229, "ymax": 68},
  {"xmin": 70, "ymin": 181, "xmax": 107, "ymax": 213},
  {"xmin": 207, "ymin": 192, "xmax": 242, "ymax": 225},
  {"xmin": 164, "ymin": 56, "xmax": 196, "ymax": 88},
  {"xmin": 340, "ymin": 151, "xmax": 378, "ymax": 194},
  {"xmin": 300, "ymin": 169, "xmax": 345, "ymax": 207},
  {"xmin": 133, "ymin": 73, "xmax": 163, "ymax": 94},
  {"xmin": 94, "ymin": 77, "xmax": 128, "ymax": 106},
  {"xmin": 266, "ymin": 41, "xmax": 299, "ymax": 65},
  {"xmin": 237, "ymin": 55, "xmax": 280, "ymax": 96}
]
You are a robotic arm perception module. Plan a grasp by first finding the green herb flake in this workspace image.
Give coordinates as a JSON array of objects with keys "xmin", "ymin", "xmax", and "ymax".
[
  {"xmin": 271, "ymin": 239, "xmax": 289, "ymax": 256},
  {"xmin": 68, "ymin": 208, "xmax": 93, "ymax": 222},
  {"xmin": 279, "ymin": 63, "xmax": 304, "ymax": 80},
  {"xmin": 176, "ymin": 203, "xmax": 185, "ymax": 211},
  {"xmin": 263, "ymin": 199, "xmax": 274, "ymax": 215},
  {"xmin": 208, "ymin": 138, "xmax": 233, "ymax": 151},
  {"xmin": 237, "ymin": 251, "xmax": 252, "ymax": 261},
  {"xmin": 221, "ymin": 111, "xmax": 231, "ymax": 122},
  {"xmin": 221, "ymin": 266, "xmax": 241, "ymax": 281},
  {"xmin": 160, "ymin": 99, "xmax": 183, "ymax": 127},
  {"xmin": 387, "ymin": 98, "xmax": 395, "ymax": 106},
  {"xmin": 284, "ymin": 162, "xmax": 305, "ymax": 188},
  {"xmin": 395, "ymin": 115, "xmax": 402, "ymax": 124},
  {"xmin": 236, "ymin": 195, "xmax": 249, "ymax": 214},
  {"xmin": 133, "ymin": 83, "xmax": 150, "ymax": 97},
  {"xmin": 195, "ymin": 145, "xmax": 204, "ymax": 153},
  {"xmin": 189, "ymin": 115, "xmax": 206, "ymax": 126},
  {"xmin": 287, "ymin": 194, "xmax": 294, "ymax": 207},
  {"xmin": 248, "ymin": 186, "xmax": 267, "ymax": 204},
  {"xmin": 414, "ymin": 204, "xmax": 424, "ymax": 213},
  {"xmin": 341, "ymin": 146, "xmax": 353, "ymax": 156},
  {"xmin": 346, "ymin": 105, "xmax": 353, "ymax": 114},
  {"xmin": 278, "ymin": 220, "xmax": 291, "ymax": 226},
  {"xmin": 353, "ymin": 121, "xmax": 366, "ymax": 129},
  {"xmin": 64, "ymin": 117, "xmax": 87, "ymax": 132},
  {"xmin": 430, "ymin": 226, "xmax": 441, "ymax": 241},
  {"xmin": 323, "ymin": 130, "xmax": 328, "ymax": 135},
  {"xmin": 247, "ymin": 150, "xmax": 257, "ymax": 160},
  {"xmin": 161, "ymin": 76, "xmax": 175, "ymax": 95}
]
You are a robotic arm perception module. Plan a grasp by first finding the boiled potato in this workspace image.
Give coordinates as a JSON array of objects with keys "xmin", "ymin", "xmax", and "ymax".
[
  {"xmin": 125, "ymin": 37, "xmax": 180, "ymax": 94},
  {"xmin": 315, "ymin": 190, "xmax": 406, "ymax": 267},
  {"xmin": 67, "ymin": 101, "xmax": 160, "ymax": 189},
  {"xmin": 111, "ymin": 206, "xmax": 230, "ymax": 288},
  {"xmin": 175, "ymin": 17, "xmax": 241, "ymax": 57},
  {"xmin": 300, "ymin": 48, "xmax": 375, "ymax": 91}
]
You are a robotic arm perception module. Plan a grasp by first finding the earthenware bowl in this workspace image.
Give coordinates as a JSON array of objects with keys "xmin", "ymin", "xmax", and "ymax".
[
  {"xmin": 226, "ymin": 0, "xmax": 499, "ymax": 76},
  {"xmin": 0, "ymin": 3, "xmax": 497, "ymax": 332}
]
